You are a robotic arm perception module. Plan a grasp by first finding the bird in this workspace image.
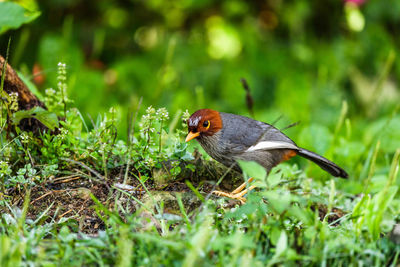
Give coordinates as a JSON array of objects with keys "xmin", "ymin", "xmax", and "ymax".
[{"xmin": 185, "ymin": 109, "xmax": 348, "ymax": 203}]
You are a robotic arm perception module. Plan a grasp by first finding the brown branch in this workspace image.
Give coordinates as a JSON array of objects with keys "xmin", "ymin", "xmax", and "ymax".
[{"xmin": 0, "ymin": 55, "xmax": 50, "ymax": 133}]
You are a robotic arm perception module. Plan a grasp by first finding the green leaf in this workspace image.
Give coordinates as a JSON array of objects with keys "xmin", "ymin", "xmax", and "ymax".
[
  {"xmin": 262, "ymin": 191, "xmax": 291, "ymax": 214},
  {"xmin": 0, "ymin": 2, "xmax": 40, "ymax": 34},
  {"xmin": 288, "ymin": 206, "xmax": 313, "ymax": 225},
  {"xmin": 352, "ymin": 194, "xmax": 370, "ymax": 235},
  {"xmin": 237, "ymin": 160, "xmax": 266, "ymax": 180},
  {"xmin": 12, "ymin": 107, "xmax": 59, "ymax": 130},
  {"xmin": 275, "ymin": 231, "xmax": 288, "ymax": 257},
  {"xmin": 368, "ymin": 185, "xmax": 398, "ymax": 240},
  {"xmin": 34, "ymin": 109, "xmax": 59, "ymax": 130}
]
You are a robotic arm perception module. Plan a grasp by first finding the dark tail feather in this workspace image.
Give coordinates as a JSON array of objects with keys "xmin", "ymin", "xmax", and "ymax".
[{"xmin": 297, "ymin": 148, "xmax": 348, "ymax": 178}]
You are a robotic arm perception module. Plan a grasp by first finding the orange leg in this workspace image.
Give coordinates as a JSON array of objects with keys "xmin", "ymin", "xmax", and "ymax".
[{"xmin": 212, "ymin": 177, "xmax": 255, "ymax": 204}]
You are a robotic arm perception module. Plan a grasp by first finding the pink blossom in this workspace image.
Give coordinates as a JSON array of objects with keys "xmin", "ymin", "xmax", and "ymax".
[{"xmin": 344, "ymin": 0, "xmax": 366, "ymax": 6}]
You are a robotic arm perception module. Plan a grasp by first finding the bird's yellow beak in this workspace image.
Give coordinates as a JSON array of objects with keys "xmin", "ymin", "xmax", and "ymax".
[{"xmin": 185, "ymin": 131, "xmax": 200, "ymax": 142}]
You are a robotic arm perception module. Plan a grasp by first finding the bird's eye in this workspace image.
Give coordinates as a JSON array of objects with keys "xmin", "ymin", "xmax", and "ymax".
[{"xmin": 203, "ymin": 120, "xmax": 210, "ymax": 128}]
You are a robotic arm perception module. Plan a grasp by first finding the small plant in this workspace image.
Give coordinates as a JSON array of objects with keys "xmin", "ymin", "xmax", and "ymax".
[
  {"xmin": 133, "ymin": 106, "xmax": 192, "ymax": 174},
  {"xmin": 45, "ymin": 62, "xmax": 74, "ymax": 118}
]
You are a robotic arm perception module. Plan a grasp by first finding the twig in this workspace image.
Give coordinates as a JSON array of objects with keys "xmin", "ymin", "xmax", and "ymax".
[
  {"xmin": 53, "ymin": 176, "xmax": 82, "ymax": 184},
  {"xmin": 61, "ymin": 158, "xmax": 111, "ymax": 191},
  {"xmin": 30, "ymin": 189, "xmax": 66, "ymax": 204},
  {"xmin": 270, "ymin": 115, "xmax": 283, "ymax": 126},
  {"xmin": 281, "ymin": 121, "xmax": 300, "ymax": 131},
  {"xmin": 159, "ymin": 119, "xmax": 163, "ymax": 153},
  {"xmin": 114, "ymin": 183, "xmax": 145, "ymax": 195},
  {"xmin": 50, "ymin": 174, "xmax": 78, "ymax": 182},
  {"xmin": 59, "ymin": 209, "xmax": 73, "ymax": 218},
  {"xmin": 61, "ymin": 157, "xmax": 105, "ymax": 181},
  {"xmin": 0, "ymin": 38, "xmax": 11, "ymax": 123},
  {"xmin": 30, "ymin": 191, "xmax": 53, "ymax": 204},
  {"xmin": 119, "ymin": 97, "xmax": 143, "ymax": 206},
  {"xmin": 240, "ymin": 78, "xmax": 255, "ymax": 118},
  {"xmin": 127, "ymin": 97, "xmax": 143, "ymax": 146}
]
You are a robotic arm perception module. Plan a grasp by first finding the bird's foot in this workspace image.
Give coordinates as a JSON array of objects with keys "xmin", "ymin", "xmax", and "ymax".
[{"xmin": 212, "ymin": 178, "xmax": 255, "ymax": 204}]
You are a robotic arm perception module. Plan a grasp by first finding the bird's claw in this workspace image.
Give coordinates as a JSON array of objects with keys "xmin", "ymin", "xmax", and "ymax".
[
  {"xmin": 212, "ymin": 190, "xmax": 247, "ymax": 204},
  {"xmin": 211, "ymin": 178, "xmax": 255, "ymax": 204}
]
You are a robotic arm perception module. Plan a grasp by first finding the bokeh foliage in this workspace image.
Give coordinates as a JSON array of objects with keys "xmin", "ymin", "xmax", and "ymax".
[{"xmin": 2, "ymin": 0, "xmax": 399, "ymax": 121}]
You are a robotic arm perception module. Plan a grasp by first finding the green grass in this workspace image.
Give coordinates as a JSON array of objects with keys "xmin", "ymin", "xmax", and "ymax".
[
  {"xmin": 0, "ymin": 165, "xmax": 399, "ymax": 266},
  {"xmin": 0, "ymin": 93, "xmax": 399, "ymax": 265}
]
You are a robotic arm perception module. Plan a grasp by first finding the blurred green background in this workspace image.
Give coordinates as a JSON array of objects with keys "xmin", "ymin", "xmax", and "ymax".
[{"xmin": 1, "ymin": 0, "xmax": 400, "ymax": 184}]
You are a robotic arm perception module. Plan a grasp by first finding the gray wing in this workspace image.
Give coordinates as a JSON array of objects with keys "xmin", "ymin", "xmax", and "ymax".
[{"xmin": 219, "ymin": 112, "xmax": 298, "ymax": 154}]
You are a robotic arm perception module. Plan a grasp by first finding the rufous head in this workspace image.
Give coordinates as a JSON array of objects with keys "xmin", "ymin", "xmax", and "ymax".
[{"xmin": 185, "ymin": 109, "xmax": 223, "ymax": 142}]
